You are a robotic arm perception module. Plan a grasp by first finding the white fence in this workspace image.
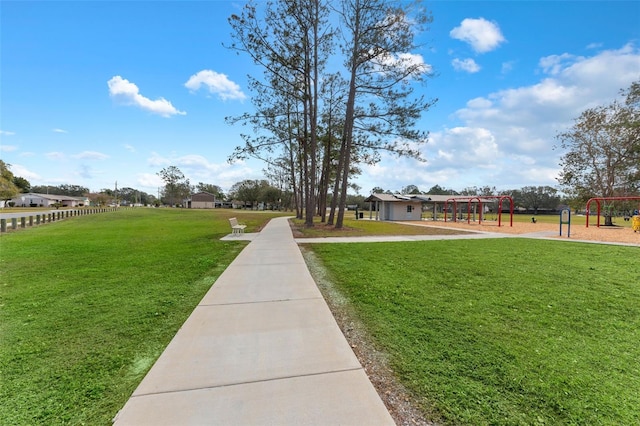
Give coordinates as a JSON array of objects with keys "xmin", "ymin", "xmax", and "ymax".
[{"xmin": 0, "ymin": 208, "xmax": 125, "ymax": 233}]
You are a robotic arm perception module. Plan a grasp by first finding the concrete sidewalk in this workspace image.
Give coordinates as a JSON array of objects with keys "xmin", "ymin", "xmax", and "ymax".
[{"xmin": 113, "ymin": 217, "xmax": 394, "ymax": 425}]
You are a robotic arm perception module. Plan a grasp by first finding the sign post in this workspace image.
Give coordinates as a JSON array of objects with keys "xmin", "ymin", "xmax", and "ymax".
[{"xmin": 560, "ymin": 208, "xmax": 571, "ymax": 237}]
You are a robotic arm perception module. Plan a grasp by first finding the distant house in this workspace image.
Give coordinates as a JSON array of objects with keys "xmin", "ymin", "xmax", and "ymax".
[
  {"xmin": 8, "ymin": 193, "xmax": 87, "ymax": 208},
  {"xmin": 187, "ymin": 192, "xmax": 216, "ymax": 209},
  {"xmin": 364, "ymin": 193, "xmax": 423, "ymax": 221}
]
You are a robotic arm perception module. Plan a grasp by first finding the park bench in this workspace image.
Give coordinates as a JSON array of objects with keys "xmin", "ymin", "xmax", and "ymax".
[{"xmin": 229, "ymin": 217, "xmax": 246, "ymax": 236}]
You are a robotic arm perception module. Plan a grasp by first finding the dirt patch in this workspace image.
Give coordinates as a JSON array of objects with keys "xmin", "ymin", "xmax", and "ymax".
[
  {"xmin": 289, "ymin": 221, "xmax": 360, "ymax": 238},
  {"xmin": 411, "ymin": 219, "xmax": 640, "ymax": 246}
]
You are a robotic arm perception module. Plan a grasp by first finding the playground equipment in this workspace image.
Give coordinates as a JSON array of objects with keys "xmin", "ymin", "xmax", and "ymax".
[
  {"xmin": 633, "ymin": 215, "xmax": 640, "ymax": 233},
  {"xmin": 585, "ymin": 197, "xmax": 640, "ymax": 227},
  {"xmin": 444, "ymin": 196, "xmax": 514, "ymax": 227},
  {"xmin": 560, "ymin": 208, "xmax": 571, "ymax": 237}
]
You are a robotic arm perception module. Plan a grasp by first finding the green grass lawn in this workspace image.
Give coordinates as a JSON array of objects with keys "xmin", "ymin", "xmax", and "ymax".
[
  {"xmin": 0, "ymin": 208, "xmax": 285, "ymax": 425},
  {"xmin": 513, "ymin": 212, "xmax": 634, "ymax": 228},
  {"xmin": 291, "ymin": 213, "xmax": 634, "ymax": 237},
  {"xmin": 307, "ymin": 239, "xmax": 640, "ymax": 425},
  {"xmin": 291, "ymin": 216, "xmax": 472, "ymax": 237},
  {"xmin": 3, "ymin": 209, "xmax": 638, "ymax": 425}
]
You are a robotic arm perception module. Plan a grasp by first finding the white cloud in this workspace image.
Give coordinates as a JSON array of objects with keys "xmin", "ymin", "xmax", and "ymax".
[
  {"xmin": 419, "ymin": 126, "xmax": 540, "ymax": 190},
  {"xmin": 0, "ymin": 130, "xmax": 16, "ymax": 136},
  {"xmin": 450, "ymin": 18, "xmax": 506, "ymax": 53},
  {"xmin": 137, "ymin": 173, "xmax": 165, "ymax": 188},
  {"xmin": 359, "ymin": 152, "xmax": 456, "ymax": 194},
  {"xmin": 148, "ymin": 152, "xmax": 172, "ymax": 167},
  {"xmin": 357, "ymin": 43, "xmax": 640, "ymax": 194},
  {"xmin": 145, "ymin": 152, "xmax": 260, "ymax": 192},
  {"xmin": 538, "ymin": 53, "xmax": 577, "ymax": 75},
  {"xmin": 440, "ymin": 43, "xmax": 640, "ymax": 189},
  {"xmin": 73, "ymin": 151, "xmax": 110, "ymax": 160},
  {"xmin": 52, "ymin": 128, "xmax": 68, "ymax": 133},
  {"xmin": 466, "ymin": 97, "xmax": 493, "ymax": 109},
  {"xmin": 501, "ymin": 61, "xmax": 515, "ymax": 75},
  {"xmin": 451, "ymin": 58, "xmax": 481, "ymax": 73},
  {"xmin": 556, "ymin": 43, "xmax": 640, "ymax": 97},
  {"xmin": 185, "ymin": 70, "xmax": 247, "ymax": 101},
  {"xmin": 176, "ymin": 154, "xmax": 220, "ymax": 170},
  {"xmin": 123, "ymin": 144, "xmax": 136, "ymax": 153},
  {"xmin": 373, "ymin": 52, "xmax": 433, "ymax": 78},
  {"xmin": 428, "ymin": 127, "xmax": 500, "ymax": 168},
  {"xmin": 0, "ymin": 144, "xmax": 18, "ymax": 152},
  {"xmin": 46, "ymin": 152, "xmax": 65, "ymax": 160},
  {"xmin": 463, "ymin": 44, "xmax": 640, "ymax": 127},
  {"xmin": 107, "ymin": 76, "xmax": 186, "ymax": 117},
  {"xmin": 7, "ymin": 164, "xmax": 41, "ymax": 180}
]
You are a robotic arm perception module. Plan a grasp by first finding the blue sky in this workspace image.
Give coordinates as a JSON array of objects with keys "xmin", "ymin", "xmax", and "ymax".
[{"xmin": 1, "ymin": 1, "xmax": 639, "ymax": 196}]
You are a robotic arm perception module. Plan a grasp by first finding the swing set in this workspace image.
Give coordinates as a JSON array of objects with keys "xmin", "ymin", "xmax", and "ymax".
[
  {"xmin": 585, "ymin": 196, "xmax": 640, "ymax": 227},
  {"xmin": 444, "ymin": 196, "xmax": 514, "ymax": 227}
]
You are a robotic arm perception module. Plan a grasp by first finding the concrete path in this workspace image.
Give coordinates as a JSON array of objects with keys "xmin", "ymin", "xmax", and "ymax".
[{"xmin": 113, "ymin": 217, "xmax": 394, "ymax": 425}]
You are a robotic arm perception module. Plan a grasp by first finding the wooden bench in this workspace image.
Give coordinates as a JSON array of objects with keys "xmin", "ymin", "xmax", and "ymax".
[{"xmin": 229, "ymin": 217, "xmax": 246, "ymax": 236}]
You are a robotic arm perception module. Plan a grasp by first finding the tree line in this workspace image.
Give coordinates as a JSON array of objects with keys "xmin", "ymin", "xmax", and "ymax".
[
  {"xmin": 0, "ymin": 167, "xmax": 160, "ymax": 207},
  {"xmin": 372, "ymin": 184, "xmax": 564, "ymax": 215},
  {"xmin": 156, "ymin": 166, "xmax": 289, "ymax": 209}
]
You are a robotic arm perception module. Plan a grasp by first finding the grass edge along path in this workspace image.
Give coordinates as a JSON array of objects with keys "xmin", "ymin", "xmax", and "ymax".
[
  {"xmin": 290, "ymin": 216, "xmax": 474, "ymax": 238},
  {"xmin": 0, "ymin": 208, "xmax": 285, "ymax": 425},
  {"xmin": 306, "ymin": 238, "xmax": 640, "ymax": 426}
]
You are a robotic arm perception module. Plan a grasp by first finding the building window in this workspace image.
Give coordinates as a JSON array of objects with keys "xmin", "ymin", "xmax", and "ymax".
[{"xmin": 407, "ymin": 205, "xmax": 413, "ymax": 213}]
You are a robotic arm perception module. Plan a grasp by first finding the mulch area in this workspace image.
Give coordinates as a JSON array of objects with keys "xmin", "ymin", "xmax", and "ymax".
[{"xmin": 411, "ymin": 219, "xmax": 639, "ymax": 245}]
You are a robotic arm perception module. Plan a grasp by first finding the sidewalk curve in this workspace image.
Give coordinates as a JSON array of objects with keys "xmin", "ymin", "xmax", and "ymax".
[{"xmin": 113, "ymin": 216, "xmax": 394, "ymax": 425}]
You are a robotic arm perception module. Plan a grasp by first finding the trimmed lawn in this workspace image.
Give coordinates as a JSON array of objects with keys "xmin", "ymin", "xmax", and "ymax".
[
  {"xmin": 0, "ymin": 208, "xmax": 285, "ymax": 425},
  {"xmin": 307, "ymin": 238, "xmax": 640, "ymax": 425},
  {"xmin": 518, "ymin": 213, "xmax": 633, "ymax": 228},
  {"xmin": 291, "ymin": 216, "xmax": 472, "ymax": 237},
  {"xmin": 3, "ymin": 209, "xmax": 637, "ymax": 425}
]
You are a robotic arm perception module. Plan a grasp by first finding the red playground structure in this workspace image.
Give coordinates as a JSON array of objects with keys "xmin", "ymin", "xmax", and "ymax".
[
  {"xmin": 444, "ymin": 196, "xmax": 514, "ymax": 227},
  {"xmin": 585, "ymin": 196, "xmax": 640, "ymax": 227}
]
